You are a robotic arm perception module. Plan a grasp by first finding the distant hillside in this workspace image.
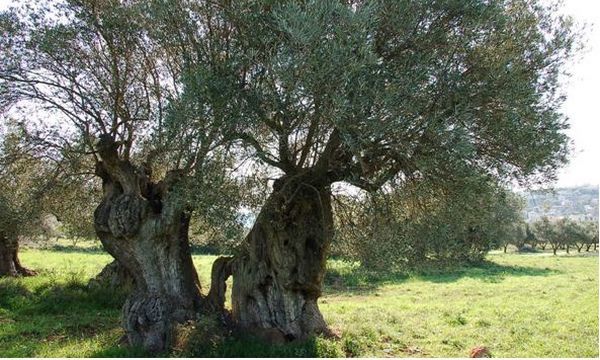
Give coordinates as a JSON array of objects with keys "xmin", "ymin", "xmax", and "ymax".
[{"xmin": 522, "ymin": 185, "xmax": 598, "ymax": 222}]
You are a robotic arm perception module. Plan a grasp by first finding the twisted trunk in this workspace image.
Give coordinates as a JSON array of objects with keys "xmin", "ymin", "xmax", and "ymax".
[
  {"xmin": 227, "ymin": 176, "xmax": 333, "ymax": 343},
  {"xmin": 206, "ymin": 256, "xmax": 233, "ymax": 313},
  {"xmin": 93, "ymin": 135, "xmax": 202, "ymax": 352},
  {"xmin": 0, "ymin": 234, "xmax": 36, "ymax": 277}
]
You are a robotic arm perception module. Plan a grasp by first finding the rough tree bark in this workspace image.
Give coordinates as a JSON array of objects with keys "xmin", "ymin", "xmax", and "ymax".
[
  {"xmin": 222, "ymin": 175, "xmax": 333, "ymax": 343},
  {"xmin": 93, "ymin": 135, "xmax": 202, "ymax": 352},
  {"xmin": 0, "ymin": 234, "xmax": 36, "ymax": 277}
]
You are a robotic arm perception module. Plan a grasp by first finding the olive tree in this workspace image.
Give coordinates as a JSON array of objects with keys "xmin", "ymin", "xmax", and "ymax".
[
  {"xmin": 172, "ymin": 0, "xmax": 580, "ymax": 341},
  {"xmin": 333, "ymin": 174, "xmax": 526, "ymax": 268},
  {"xmin": 533, "ymin": 216, "xmax": 561, "ymax": 255},
  {"xmin": 1, "ymin": 0, "xmax": 242, "ymax": 350},
  {"xmin": 567, "ymin": 220, "xmax": 589, "ymax": 253},
  {"xmin": 0, "ymin": 125, "xmax": 58, "ymax": 276},
  {"xmin": 524, "ymin": 224, "xmax": 539, "ymax": 250},
  {"xmin": 584, "ymin": 221, "xmax": 599, "ymax": 251}
]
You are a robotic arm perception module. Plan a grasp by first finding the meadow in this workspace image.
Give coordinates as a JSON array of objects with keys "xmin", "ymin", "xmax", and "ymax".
[{"xmin": 0, "ymin": 243, "xmax": 597, "ymax": 358}]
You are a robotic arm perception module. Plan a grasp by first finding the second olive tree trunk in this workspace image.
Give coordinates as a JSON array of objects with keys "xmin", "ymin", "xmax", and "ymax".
[
  {"xmin": 229, "ymin": 178, "xmax": 333, "ymax": 342},
  {"xmin": 93, "ymin": 136, "xmax": 202, "ymax": 352}
]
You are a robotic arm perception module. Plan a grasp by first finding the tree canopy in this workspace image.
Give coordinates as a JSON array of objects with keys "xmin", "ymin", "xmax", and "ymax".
[{"xmin": 168, "ymin": 0, "xmax": 579, "ymax": 192}]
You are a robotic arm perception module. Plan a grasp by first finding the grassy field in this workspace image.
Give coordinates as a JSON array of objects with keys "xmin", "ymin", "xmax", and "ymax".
[{"xmin": 0, "ymin": 245, "xmax": 597, "ymax": 357}]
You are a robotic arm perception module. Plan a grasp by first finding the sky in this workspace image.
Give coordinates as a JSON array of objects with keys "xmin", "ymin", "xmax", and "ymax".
[
  {"xmin": 552, "ymin": 1, "xmax": 600, "ymax": 188},
  {"xmin": 0, "ymin": 0, "xmax": 598, "ymax": 188}
]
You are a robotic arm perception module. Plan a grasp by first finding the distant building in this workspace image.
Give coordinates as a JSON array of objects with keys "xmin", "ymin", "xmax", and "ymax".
[{"xmin": 523, "ymin": 185, "xmax": 599, "ymax": 222}]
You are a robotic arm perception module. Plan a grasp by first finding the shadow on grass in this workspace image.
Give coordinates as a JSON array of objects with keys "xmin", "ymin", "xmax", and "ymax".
[
  {"xmin": 173, "ymin": 326, "xmax": 344, "ymax": 358},
  {"xmin": 0, "ymin": 275, "xmax": 127, "ymax": 316},
  {"xmin": 323, "ymin": 259, "xmax": 560, "ymax": 295},
  {"xmin": 0, "ymin": 273, "xmax": 134, "ymax": 357},
  {"xmin": 43, "ymin": 244, "xmax": 107, "ymax": 254},
  {"xmin": 91, "ymin": 345, "xmax": 152, "ymax": 358},
  {"xmin": 414, "ymin": 260, "xmax": 560, "ymax": 283},
  {"xmin": 18, "ymin": 278, "xmax": 127, "ymax": 315},
  {"xmin": 0, "ymin": 280, "xmax": 32, "ymax": 308},
  {"xmin": 187, "ymin": 336, "xmax": 325, "ymax": 358}
]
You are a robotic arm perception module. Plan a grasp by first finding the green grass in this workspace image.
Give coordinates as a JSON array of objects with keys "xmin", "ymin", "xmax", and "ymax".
[{"xmin": 0, "ymin": 247, "xmax": 597, "ymax": 357}]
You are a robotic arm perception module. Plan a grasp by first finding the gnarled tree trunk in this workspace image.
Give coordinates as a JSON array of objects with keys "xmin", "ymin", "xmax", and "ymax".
[
  {"xmin": 206, "ymin": 256, "xmax": 233, "ymax": 313},
  {"xmin": 228, "ymin": 176, "xmax": 333, "ymax": 343},
  {"xmin": 0, "ymin": 234, "xmax": 36, "ymax": 277},
  {"xmin": 93, "ymin": 135, "xmax": 202, "ymax": 352}
]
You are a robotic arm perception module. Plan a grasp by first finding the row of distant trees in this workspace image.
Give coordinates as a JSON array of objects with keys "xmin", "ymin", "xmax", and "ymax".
[
  {"xmin": 330, "ymin": 179, "xmax": 599, "ymax": 270},
  {"xmin": 502, "ymin": 217, "xmax": 598, "ymax": 255}
]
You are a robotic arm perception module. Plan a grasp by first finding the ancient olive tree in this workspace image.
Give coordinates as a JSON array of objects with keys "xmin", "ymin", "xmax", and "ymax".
[
  {"xmin": 1, "ymin": 0, "xmax": 242, "ymax": 351},
  {"xmin": 0, "ymin": 195, "xmax": 34, "ymax": 277},
  {"xmin": 172, "ymin": 0, "xmax": 579, "ymax": 341}
]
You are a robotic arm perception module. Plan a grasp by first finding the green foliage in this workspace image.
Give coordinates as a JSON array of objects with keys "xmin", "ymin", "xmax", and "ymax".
[
  {"xmin": 188, "ymin": 215, "xmax": 245, "ymax": 255},
  {"xmin": 0, "ymin": 125, "xmax": 58, "ymax": 241},
  {"xmin": 524, "ymin": 224, "xmax": 537, "ymax": 248},
  {"xmin": 52, "ymin": 179, "xmax": 100, "ymax": 244},
  {"xmin": 333, "ymin": 175, "xmax": 525, "ymax": 270},
  {"xmin": 168, "ymin": 0, "xmax": 581, "ymax": 188},
  {"xmin": 0, "ymin": 122, "xmax": 103, "ymax": 249},
  {"xmin": 532, "ymin": 216, "xmax": 599, "ymax": 254},
  {"xmin": 1, "ymin": 0, "xmax": 251, "ymax": 253}
]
